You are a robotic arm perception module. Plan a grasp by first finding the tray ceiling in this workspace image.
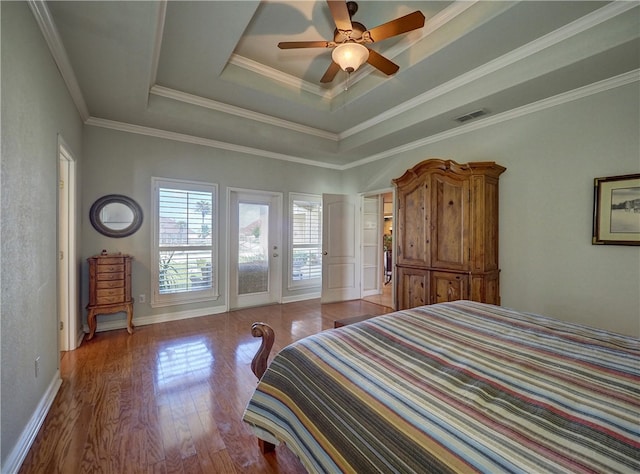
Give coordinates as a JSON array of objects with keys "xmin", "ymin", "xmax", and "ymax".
[{"xmin": 33, "ymin": 0, "xmax": 640, "ymax": 168}]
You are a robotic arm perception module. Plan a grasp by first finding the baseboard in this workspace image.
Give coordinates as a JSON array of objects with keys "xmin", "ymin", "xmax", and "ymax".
[
  {"xmin": 82, "ymin": 296, "xmax": 320, "ymax": 335},
  {"xmin": 82, "ymin": 304, "xmax": 230, "ymax": 335},
  {"xmin": 2, "ymin": 371, "xmax": 62, "ymax": 474},
  {"xmin": 76, "ymin": 330, "xmax": 85, "ymax": 348},
  {"xmin": 281, "ymin": 292, "xmax": 320, "ymax": 304},
  {"xmin": 362, "ymin": 289, "xmax": 382, "ymax": 297}
]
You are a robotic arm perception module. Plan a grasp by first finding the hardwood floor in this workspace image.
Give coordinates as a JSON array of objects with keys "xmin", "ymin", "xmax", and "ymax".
[
  {"xmin": 362, "ymin": 281, "xmax": 392, "ymax": 308},
  {"xmin": 19, "ymin": 299, "xmax": 392, "ymax": 474}
]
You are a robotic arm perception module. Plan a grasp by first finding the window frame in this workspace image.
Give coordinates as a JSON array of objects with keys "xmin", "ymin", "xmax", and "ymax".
[
  {"xmin": 288, "ymin": 192, "xmax": 322, "ymax": 290},
  {"xmin": 151, "ymin": 177, "xmax": 219, "ymax": 307}
]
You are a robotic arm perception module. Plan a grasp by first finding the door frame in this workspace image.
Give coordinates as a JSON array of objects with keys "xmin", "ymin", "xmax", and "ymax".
[
  {"xmin": 227, "ymin": 188, "xmax": 283, "ymax": 310},
  {"xmin": 361, "ymin": 194, "xmax": 382, "ymax": 297},
  {"xmin": 57, "ymin": 135, "xmax": 79, "ymax": 351},
  {"xmin": 360, "ymin": 187, "xmax": 395, "ymax": 307}
]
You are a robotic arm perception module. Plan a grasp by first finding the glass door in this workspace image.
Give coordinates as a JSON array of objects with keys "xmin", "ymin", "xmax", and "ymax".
[{"xmin": 229, "ymin": 190, "xmax": 282, "ymax": 309}]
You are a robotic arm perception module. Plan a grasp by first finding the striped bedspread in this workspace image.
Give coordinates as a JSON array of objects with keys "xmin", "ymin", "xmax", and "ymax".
[{"xmin": 243, "ymin": 301, "xmax": 640, "ymax": 473}]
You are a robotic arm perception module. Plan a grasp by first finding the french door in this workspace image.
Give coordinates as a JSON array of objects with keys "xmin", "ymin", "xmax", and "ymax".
[{"xmin": 228, "ymin": 189, "xmax": 282, "ymax": 309}]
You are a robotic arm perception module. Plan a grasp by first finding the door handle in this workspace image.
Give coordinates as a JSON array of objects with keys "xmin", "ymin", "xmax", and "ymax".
[
  {"xmin": 323, "ymin": 251, "xmax": 328, "ymax": 255},
  {"xmin": 273, "ymin": 253, "xmax": 279, "ymax": 258}
]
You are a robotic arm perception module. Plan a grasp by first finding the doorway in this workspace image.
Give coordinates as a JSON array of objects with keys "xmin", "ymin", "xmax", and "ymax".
[
  {"xmin": 58, "ymin": 137, "xmax": 78, "ymax": 351},
  {"xmin": 362, "ymin": 191, "xmax": 393, "ymax": 309},
  {"xmin": 228, "ymin": 189, "xmax": 282, "ymax": 309}
]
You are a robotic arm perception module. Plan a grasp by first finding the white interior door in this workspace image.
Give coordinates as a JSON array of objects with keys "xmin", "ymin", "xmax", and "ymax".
[
  {"xmin": 321, "ymin": 194, "xmax": 360, "ymax": 303},
  {"xmin": 229, "ymin": 190, "xmax": 282, "ymax": 309}
]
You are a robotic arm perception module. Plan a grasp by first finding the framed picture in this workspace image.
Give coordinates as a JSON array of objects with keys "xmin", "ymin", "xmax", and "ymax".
[{"xmin": 592, "ymin": 173, "xmax": 640, "ymax": 245}]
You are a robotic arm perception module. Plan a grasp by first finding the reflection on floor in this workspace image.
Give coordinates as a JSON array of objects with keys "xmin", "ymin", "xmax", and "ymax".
[
  {"xmin": 19, "ymin": 298, "xmax": 393, "ymax": 474},
  {"xmin": 363, "ymin": 281, "xmax": 393, "ymax": 310}
]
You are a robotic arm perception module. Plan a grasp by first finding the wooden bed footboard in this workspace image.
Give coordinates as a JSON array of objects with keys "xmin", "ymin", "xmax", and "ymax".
[
  {"xmin": 250, "ymin": 322, "xmax": 275, "ymax": 379},
  {"xmin": 250, "ymin": 322, "xmax": 276, "ymax": 453}
]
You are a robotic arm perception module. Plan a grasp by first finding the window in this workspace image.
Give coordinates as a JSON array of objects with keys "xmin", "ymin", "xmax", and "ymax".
[
  {"xmin": 151, "ymin": 178, "xmax": 218, "ymax": 307},
  {"xmin": 289, "ymin": 193, "xmax": 322, "ymax": 288}
]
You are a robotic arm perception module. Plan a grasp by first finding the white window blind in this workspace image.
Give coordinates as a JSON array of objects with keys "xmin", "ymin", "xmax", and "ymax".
[
  {"xmin": 290, "ymin": 194, "xmax": 322, "ymax": 287},
  {"xmin": 152, "ymin": 178, "xmax": 217, "ymax": 306}
]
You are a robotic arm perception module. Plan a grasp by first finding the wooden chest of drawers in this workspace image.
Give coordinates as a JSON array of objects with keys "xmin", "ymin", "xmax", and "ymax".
[{"xmin": 86, "ymin": 252, "xmax": 133, "ymax": 340}]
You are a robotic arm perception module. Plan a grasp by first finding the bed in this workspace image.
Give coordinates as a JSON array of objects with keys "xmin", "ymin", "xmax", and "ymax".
[{"xmin": 243, "ymin": 300, "xmax": 639, "ymax": 473}]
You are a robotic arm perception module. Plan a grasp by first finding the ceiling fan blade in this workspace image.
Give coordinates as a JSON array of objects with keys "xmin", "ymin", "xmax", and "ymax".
[
  {"xmin": 320, "ymin": 61, "xmax": 341, "ymax": 83},
  {"xmin": 278, "ymin": 41, "xmax": 330, "ymax": 49},
  {"xmin": 327, "ymin": 0, "xmax": 352, "ymax": 31},
  {"xmin": 366, "ymin": 11, "xmax": 425, "ymax": 42},
  {"xmin": 366, "ymin": 49, "xmax": 399, "ymax": 76}
]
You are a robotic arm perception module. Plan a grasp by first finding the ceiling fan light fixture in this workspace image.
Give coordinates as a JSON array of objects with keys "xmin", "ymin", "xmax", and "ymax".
[{"xmin": 332, "ymin": 42, "xmax": 369, "ymax": 73}]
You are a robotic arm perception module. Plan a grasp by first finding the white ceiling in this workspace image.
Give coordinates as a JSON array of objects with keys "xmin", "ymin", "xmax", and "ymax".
[{"xmin": 34, "ymin": 0, "xmax": 640, "ymax": 168}]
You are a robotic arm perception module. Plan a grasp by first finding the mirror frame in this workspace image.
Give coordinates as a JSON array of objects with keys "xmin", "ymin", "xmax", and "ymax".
[{"xmin": 89, "ymin": 194, "xmax": 143, "ymax": 238}]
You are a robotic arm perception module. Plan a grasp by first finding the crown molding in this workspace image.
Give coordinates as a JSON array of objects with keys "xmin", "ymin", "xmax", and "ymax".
[
  {"xmin": 32, "ymin": 0, "xmax": 637, "ymax": 171},
  {"xmin": 148, "ymin": 0, "xmax": 167, "ymax": 91},
  {"xmin": 229, "ymin": 53, "xmax": 356, "ymax": 102},
  {"xmin": 342, "ymin": 69, "xmax": 640, "ymax": 170},
  {"xmin": 149, "ymin": 85, "xmax": 338, "ymax": 141},
  {"xmin": 87, "ymin": 70, "xmax": 638, "ymax": 172},
  {"xmin": 84, "ymin": 117, "xmax": 343, "ymax": 170},
  {"xmin": 228, "ymin": 54, "xmax": 332, "ymax": 99},
  {"xmin": 28, "ymin": 0, "xmax": 90, "ymax": 121},
  {"xmin": 37, "ymin": 0, "xmax": 632, "ymax": 150},
  {"xmin": 339, "ymin": 0, "xmax": 638, "ymax": 140},
  {"xmin": 164, "ymin": 1, "xmax": 635, "ymax": 143}
]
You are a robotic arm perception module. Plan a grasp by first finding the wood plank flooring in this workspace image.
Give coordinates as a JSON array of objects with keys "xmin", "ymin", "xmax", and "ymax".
[
  {"xmin": 18, "ymin": 299, "xmax": 392, "ymax": 474},
  {"xmin": 362, "ymin": 281, "xmax": 392, "ymax": 309}
]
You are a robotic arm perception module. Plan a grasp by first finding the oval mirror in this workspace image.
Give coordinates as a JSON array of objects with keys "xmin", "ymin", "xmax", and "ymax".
[{"xmin": 89, "ymin": 194, "xmax": 143, "ymax": 238}]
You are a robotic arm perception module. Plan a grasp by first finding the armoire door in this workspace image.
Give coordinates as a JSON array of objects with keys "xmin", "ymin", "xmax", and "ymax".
[
  {"xmin": 396, "ymin": 179, "xmax": 430, "ymax": 267},
  {"xmin": 430, "ymin": 173, "xmax": 470, "ymax": 271},
  {"xmin": 397, "ymin": 266, "xmax": 429, "ymax": 309},
  {"xmin": 431, "ymin": 271, "xmax": 468, "ymax": 304}
]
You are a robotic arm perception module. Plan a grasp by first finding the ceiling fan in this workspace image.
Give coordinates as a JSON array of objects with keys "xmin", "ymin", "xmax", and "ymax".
[{"xmin": 278, "ymin": 1, "xmax": 425, "ymax": 83}]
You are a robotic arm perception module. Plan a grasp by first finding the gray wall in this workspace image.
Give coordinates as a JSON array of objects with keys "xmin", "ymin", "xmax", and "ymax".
[
  {"xmin": 80, "ymin": 82, "xmax": 640, "ymax": 337},
  {"xmin": 80, "ymin": 127, "xmax": 344, "ymax": 327},
  {"xmin": 1, "ymin": 2, "xmax": 83, "ymax": 468},
  {"xmin": 344, "ymin": 82, "xmax": 640, "ymax": 337}
]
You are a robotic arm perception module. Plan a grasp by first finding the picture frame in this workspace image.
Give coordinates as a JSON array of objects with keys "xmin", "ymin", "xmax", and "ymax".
[{"xmin": 592, "ymin": 173, "xmax": 640, "ymax": 245}]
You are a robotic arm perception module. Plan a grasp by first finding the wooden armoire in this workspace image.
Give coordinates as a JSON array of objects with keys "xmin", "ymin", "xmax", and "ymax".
[{"xmin": 393, "ymin": 159, "xmax": 506, "ymax": 310}]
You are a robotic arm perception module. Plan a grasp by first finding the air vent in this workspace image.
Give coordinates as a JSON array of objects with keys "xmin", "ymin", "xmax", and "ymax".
[{"xmin": 454, "ymin": 109, "xmax": 487, "ymax": 123}]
